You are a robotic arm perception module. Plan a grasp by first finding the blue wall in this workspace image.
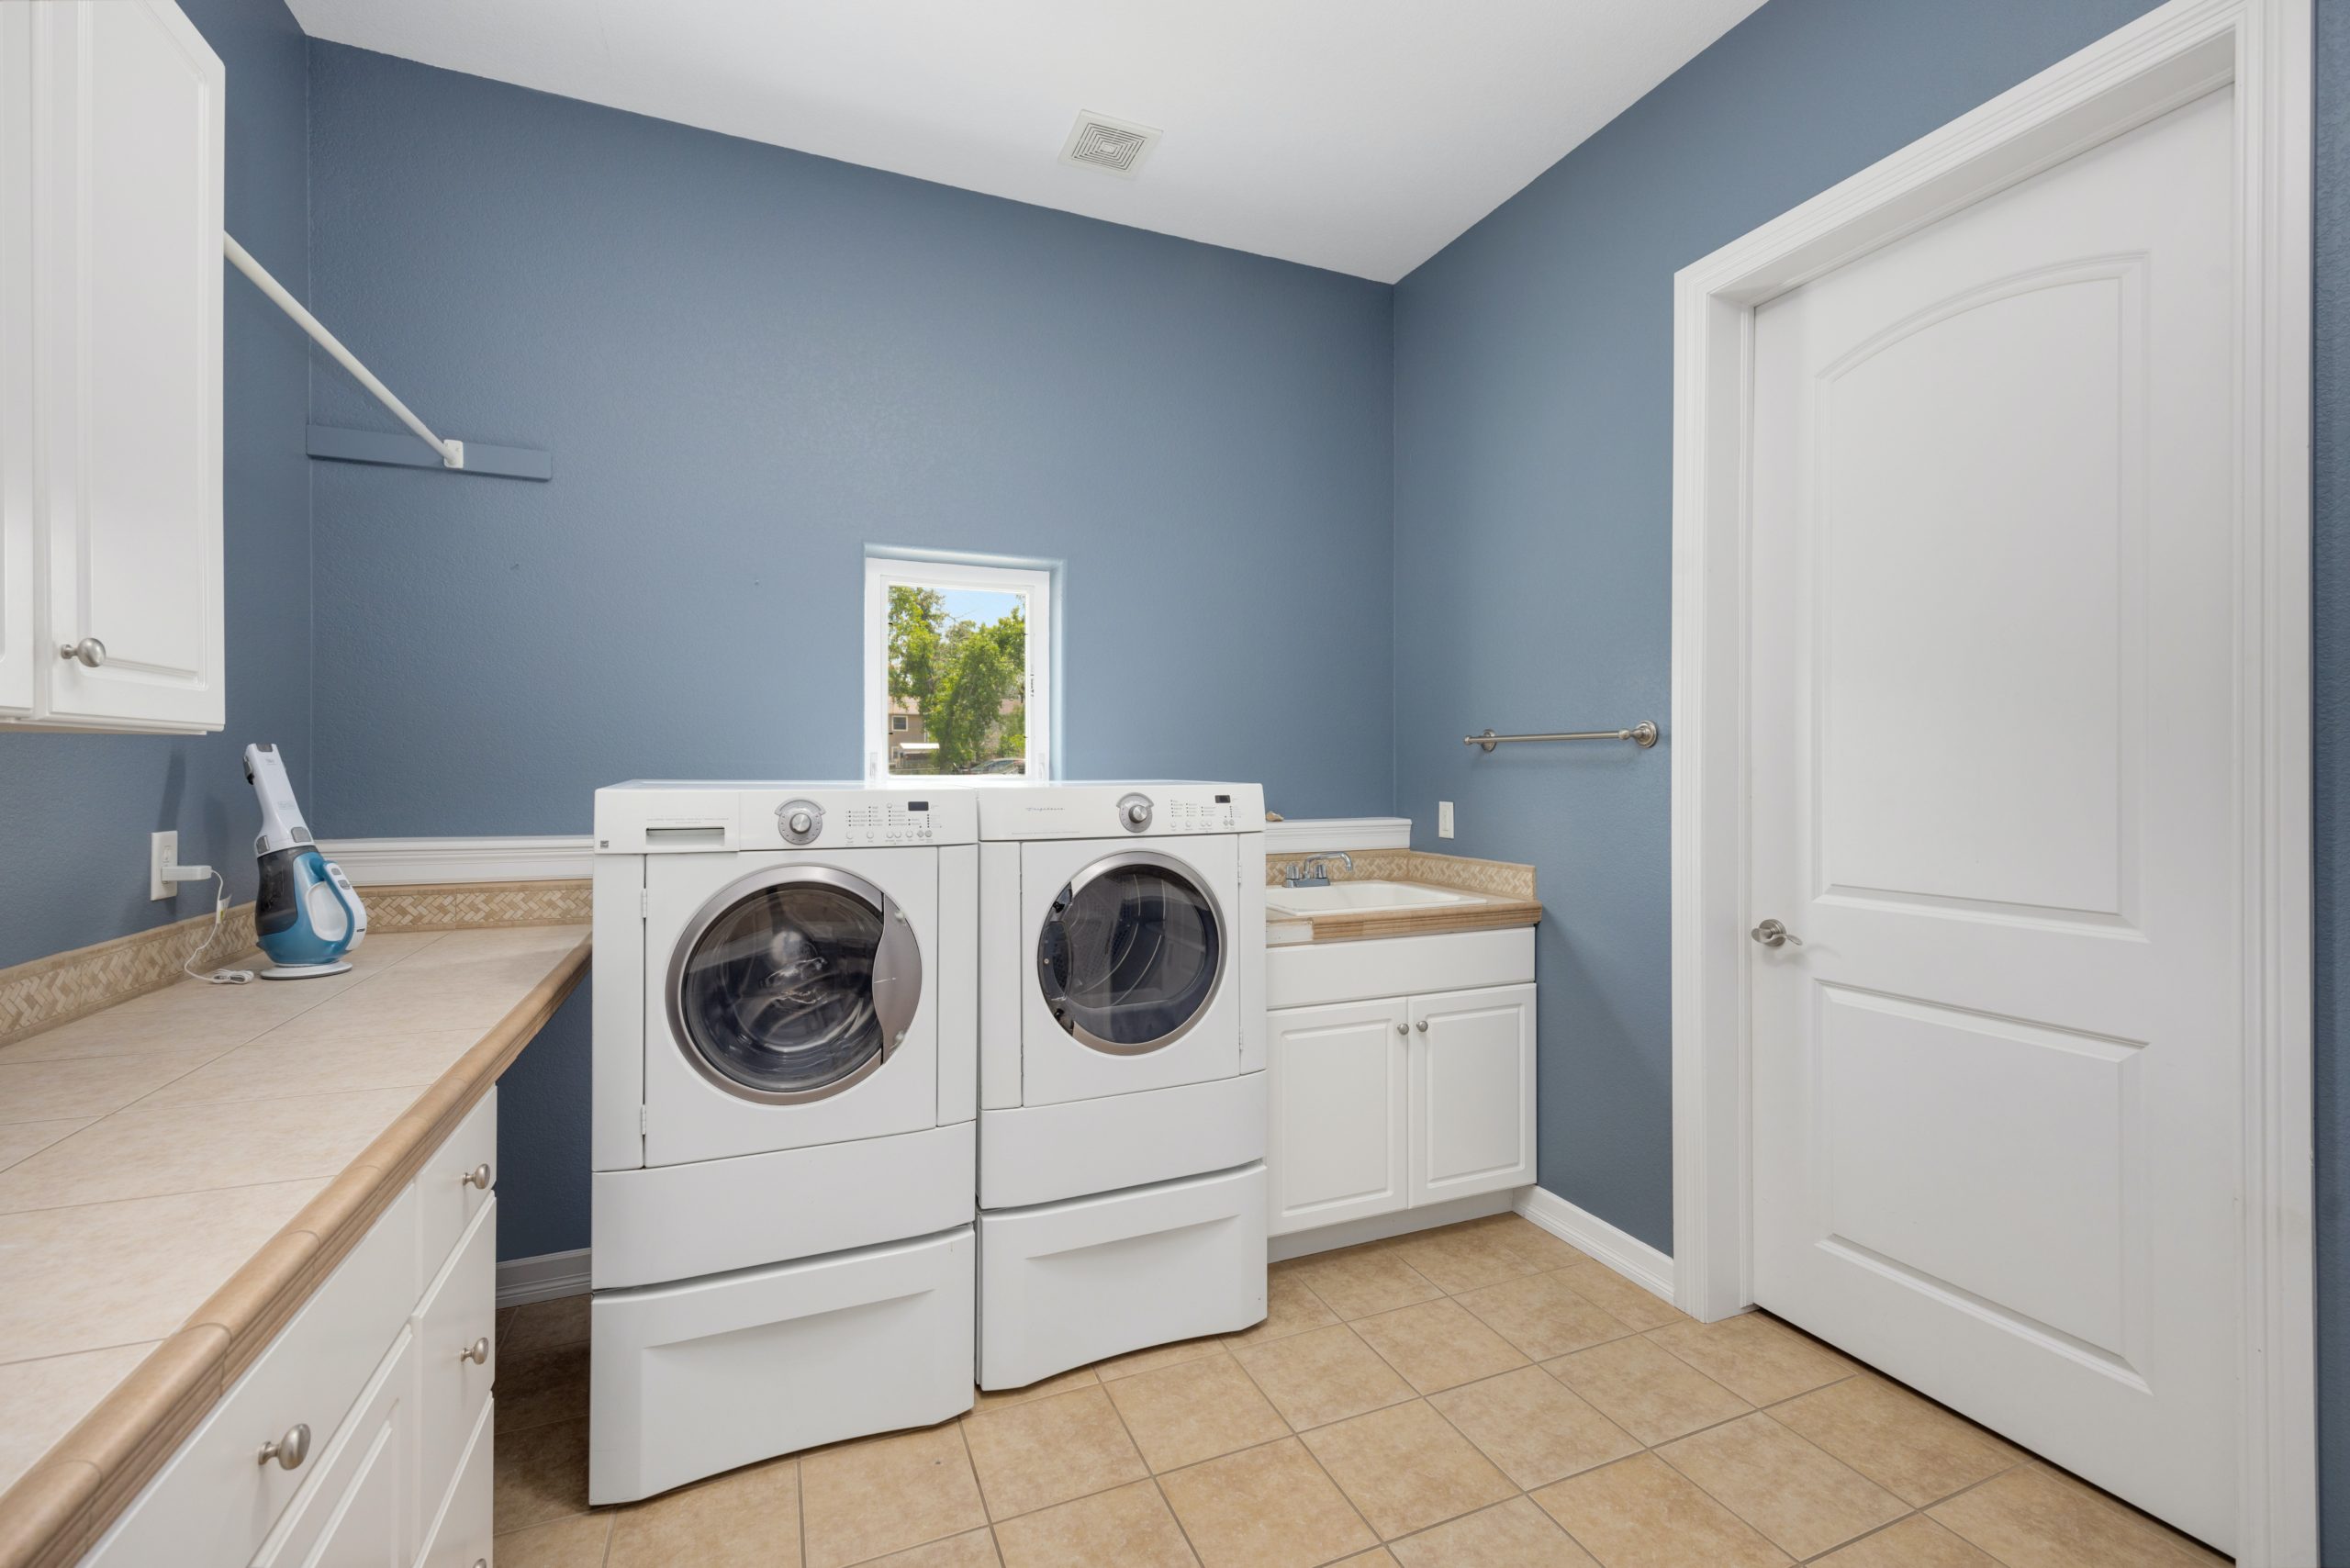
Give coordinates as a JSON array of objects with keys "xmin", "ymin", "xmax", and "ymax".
[
  {"xmin": 300, "ymin": 42, "xmax": 1396, "ymax": 834},
  {"xmin": 2313, "ymin": 0, "xmax": 2348, "ymax": 1552},
  {"xmin": 1392, "ymin": 0, "xmax": 2166, "ymax": 1259},
  {"xmin": 0, "ymin": 0, "xmax": 314, "ymax": 972},
  {"xmin": 298, "ymin": 41, "xmax": 1397, "ymax": 1259}
]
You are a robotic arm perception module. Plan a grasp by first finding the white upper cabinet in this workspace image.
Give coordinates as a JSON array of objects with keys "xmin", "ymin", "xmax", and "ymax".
[{"xmin": 1, "ymin": 0, "xmax": 224, "ymax": 734}]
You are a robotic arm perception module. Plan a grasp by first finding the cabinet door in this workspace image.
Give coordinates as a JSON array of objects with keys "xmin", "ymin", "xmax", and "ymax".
[
  {"xmin": 0, "ymin": 4, "xmax": 33, "ymax": 717},
  {"xmin": 31, "ymin": 0, "xmax": 223, "ymax": 732},
  {"xmin": 1408, "ymin": 984, "xmax": 1536, "ymax": 1207},
  {"xmin": 1268, "ymin": 999, "xmax": 1409, "ymax": 1236},
  {"xmin": 252, "ymin": 1331, "xmax": 416, "ymax": 1568}
]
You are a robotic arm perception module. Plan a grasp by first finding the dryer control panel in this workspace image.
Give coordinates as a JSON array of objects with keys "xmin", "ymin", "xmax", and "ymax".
[{"xmin": 976, "ymin": 782, "xmax": 1266, "ymax": 841}]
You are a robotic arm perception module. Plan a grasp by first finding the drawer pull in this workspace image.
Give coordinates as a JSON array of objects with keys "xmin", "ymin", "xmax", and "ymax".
[
  {"xmin": 460, "ymin": 1337, "xmax": 490, "ymax": 1366},
  {"xmin": 1415, "ymin": 1017, "xmax": 1429, "ymax": 1033},
  {"xmin": 256, "ymin": 1423, "xmax": 310, "ymax": 1471},
  {"xmin": 463, "ymin": 1162, "xmax": 492, "ymax": 1190}
]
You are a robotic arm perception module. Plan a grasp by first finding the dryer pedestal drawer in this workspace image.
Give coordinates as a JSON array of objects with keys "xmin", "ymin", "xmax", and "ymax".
[
  {"xmin": 588, "ymin": 1226, "xmax": 975, "ymax": 1505},
  {"xmin": 979, "ymin": 1163, "xmax": 1266, "ymax": 1390}
]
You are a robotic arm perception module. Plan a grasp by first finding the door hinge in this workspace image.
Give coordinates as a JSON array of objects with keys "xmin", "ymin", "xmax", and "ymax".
[
  {"xmin": 639, "ymin": 889, "xmax": 649, "ymax": 918},
  {"xmin": 639, "ymin": 1104, "xmax": 648, "ymax": 1135}
]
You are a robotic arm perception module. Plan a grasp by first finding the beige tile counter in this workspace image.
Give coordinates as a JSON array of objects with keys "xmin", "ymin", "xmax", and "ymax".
[{"xmin": 0, "ymin": 921, "xmax": 588, "ymax": 1568}]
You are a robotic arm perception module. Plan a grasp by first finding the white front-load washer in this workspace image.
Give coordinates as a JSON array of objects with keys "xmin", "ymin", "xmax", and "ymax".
[
  {"xmin": 975, "ymin": 782, "xmax": 1269, "ymax": 1388},
  {"xmin": 588, "ymin": 782, "xmax": 978, "ymax": 1503}
]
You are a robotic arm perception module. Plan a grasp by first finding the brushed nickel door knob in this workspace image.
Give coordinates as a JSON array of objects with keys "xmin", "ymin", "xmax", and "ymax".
[
  {"xmin": 1414, "ymin": 1018, "xmax": 1429, "ymax": 1033},
  {"xmin": 58, "ymin": 637, "xmax": 104, "ymax": 668},
  {"xmin": 1751, "ymin": 918, "xmax": 1802, "ymax": 948},
  {"xmin": 257, "ymin": 1422, "xmax": 309, "ymax": 1470},
  {"xmin": 463, "ymin": 1162, "xmax": 492, "ymax": 1190},
  {"xmin": 460, "ymin": 1337, "xmax": 489, "ymax": 1365}
]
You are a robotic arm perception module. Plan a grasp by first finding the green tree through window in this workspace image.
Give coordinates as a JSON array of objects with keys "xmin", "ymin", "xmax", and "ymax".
[{"xmin": 886, "ymin": 585, "xmax": 1027, "ymax": 775}]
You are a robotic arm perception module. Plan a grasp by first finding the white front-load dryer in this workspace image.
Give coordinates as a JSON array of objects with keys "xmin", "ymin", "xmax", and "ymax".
[
  {"xmin": 588, "ymin": 783, "xmax": 979, "ymax": 1503},
  {"xmin": 975, "ymin": 782, "xmax": 1269, "ymax": 1388}
]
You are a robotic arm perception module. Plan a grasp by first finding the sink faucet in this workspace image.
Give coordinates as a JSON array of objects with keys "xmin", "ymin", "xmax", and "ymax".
[{"xmin": 1283, "ymin": 851, "xmax": 1354, "ymax": 890}]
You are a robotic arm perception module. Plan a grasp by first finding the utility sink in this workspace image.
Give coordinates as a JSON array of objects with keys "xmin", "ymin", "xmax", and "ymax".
[{"xmin": 1265, "ymin": 880, "xmax": 1475, "ymax": 918}]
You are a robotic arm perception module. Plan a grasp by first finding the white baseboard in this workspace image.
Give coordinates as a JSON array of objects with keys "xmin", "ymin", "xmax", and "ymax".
[
  {"xmin": 1515, "ymin": 1187, "xmax": 1675, "ymax": 1303},
  {"xmin": 1261, "ymin": 817, "xmax": 1412, "ymax": 855},
  {"xmin": 323, "ymin": 818, "xmax": 1409, "ymax": 887},
  {"xmin": 498, "ymin": 1248, "xmax": 591, "ymax": 1306},
  {"xmin": 1267, "ymin": 1190, "xmax": 1516, "ymax": 1262}
]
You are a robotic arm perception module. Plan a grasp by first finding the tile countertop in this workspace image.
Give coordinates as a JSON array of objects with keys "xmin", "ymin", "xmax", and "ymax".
[
  {"xmin": 1261, "ymin": 849, "xmax": 1542, "ymax": 946},
  {"xmin": 0, "ymin": 922, "xmax": 588, "ymax": 1562}
]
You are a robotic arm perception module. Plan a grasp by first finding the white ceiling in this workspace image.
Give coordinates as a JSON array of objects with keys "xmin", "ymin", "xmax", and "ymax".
[{"xmin": 284, "ymin": 0, "xmax": 1765, "ymax": 283}]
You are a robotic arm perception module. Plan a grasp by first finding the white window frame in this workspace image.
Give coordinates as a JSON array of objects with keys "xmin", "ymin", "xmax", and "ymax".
[{"xmin": 863, "ymin": 556, "xmax": 1052, "ymax": 784}]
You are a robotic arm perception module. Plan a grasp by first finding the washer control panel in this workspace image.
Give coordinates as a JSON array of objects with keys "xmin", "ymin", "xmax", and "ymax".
[{"xmin": 839, "ymin": 799, "xmax": 938, "ymax": 846}]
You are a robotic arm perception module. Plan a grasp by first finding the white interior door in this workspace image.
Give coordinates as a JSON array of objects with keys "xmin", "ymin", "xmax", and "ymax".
[{"xmin": 1748, "ymin": 86, "xmax": 2238, "ymax": 1551}]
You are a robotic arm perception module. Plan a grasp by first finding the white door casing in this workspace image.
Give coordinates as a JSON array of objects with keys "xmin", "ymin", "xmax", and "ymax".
[
  {"xmin": 1669, "ymin": 2, "xmax": 2312, "ymax": 1562},
  {"xmin": 1751, "ymin": 84, "xmax": 2234, "ymax": 1544}
]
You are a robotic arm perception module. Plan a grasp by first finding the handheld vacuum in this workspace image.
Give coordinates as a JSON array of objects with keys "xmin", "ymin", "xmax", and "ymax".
[{"xmin": 244, "ymin": 743, "xmax": 367, "ymax": 979}]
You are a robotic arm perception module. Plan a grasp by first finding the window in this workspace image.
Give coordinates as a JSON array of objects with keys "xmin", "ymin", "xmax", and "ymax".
[{"xmin": 864, "ymin": 556, "xmax": 1051, "ymax": 782}]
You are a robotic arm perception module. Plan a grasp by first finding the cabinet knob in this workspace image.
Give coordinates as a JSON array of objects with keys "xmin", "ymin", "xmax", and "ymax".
[
  {"xmin": 1394, "ymin": 1022, "xmax": 1407, "ymax": 1035},
  {"xmin": 57, "ymin": 637, "xmax": 105, "ymax": 668},
  {"xmin": 256, "ymin": 1422, "xmax": 310, "ymax": 1471},
  {"xmin": 463, "ymin": 1162, "xmax": 492, "ymax": 1190},
  {"xmin": 460, "ymin": 1336, "xmax": 490, "ymax": 1365},
  {"xmin": 1414, "ymin": 1018, "xmax": 1429, "ymax": 1033}
]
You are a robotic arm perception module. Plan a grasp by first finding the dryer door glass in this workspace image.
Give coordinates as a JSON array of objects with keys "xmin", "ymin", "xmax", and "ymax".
[
  {"xmin": 1038, "ymin": 850, "xmax": 1225, "ymax": 1055},
  {"xmin": 671, "ymin": 869, "xmax": 920, "ymax": 1103}
]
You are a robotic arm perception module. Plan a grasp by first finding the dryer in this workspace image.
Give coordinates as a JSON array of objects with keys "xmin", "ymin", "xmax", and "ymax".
[
  {"xmin": 588, "ymin": 782, "xmax": 978, "ymax": 1503},
  {"xmin": 976, "ymin": 782, "xmax": 1269, "ymax": 1388}
]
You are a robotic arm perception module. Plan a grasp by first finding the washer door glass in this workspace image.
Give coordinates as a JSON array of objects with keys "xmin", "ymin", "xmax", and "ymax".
[
  {"xmin": 1038, "ymin": 853, "xmax": 1225, "ymax": 1054},
  {"xmin": 673, "ymin": 877, "xmax": 901, "ymax": 1101}
]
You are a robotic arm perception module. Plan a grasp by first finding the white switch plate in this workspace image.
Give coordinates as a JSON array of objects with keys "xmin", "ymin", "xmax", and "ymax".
[
  {"xmin": 149, "ymin": 831, "xmax": 179, "ymax": 901},
  {"xmin": 1438, "ymin": 801, "xmax": 1455, "ymax": 840}
]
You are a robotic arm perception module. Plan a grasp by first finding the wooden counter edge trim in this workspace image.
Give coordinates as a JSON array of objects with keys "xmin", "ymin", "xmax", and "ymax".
[
  {"xmin": 1295, "ymin": 898, "xmax": 1544, "ymax": 945},
  {"xmin": 0, "ymin": 935, "xmax": 591, "ymax": 1568}
]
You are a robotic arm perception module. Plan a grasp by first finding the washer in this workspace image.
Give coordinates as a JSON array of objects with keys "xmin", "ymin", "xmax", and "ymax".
[
  {"xmin": 588, "ymin": 782, "xmax": 979, "ymax": 1503},
  {"xmin": 975, "ymin": 782, "xmax": 1269, "ymax": 1388}
]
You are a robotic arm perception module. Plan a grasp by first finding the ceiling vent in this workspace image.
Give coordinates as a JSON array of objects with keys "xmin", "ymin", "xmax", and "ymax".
[{"xmin": 1059, "ymin": 111, "xmax": 1160, "ymax": 179}]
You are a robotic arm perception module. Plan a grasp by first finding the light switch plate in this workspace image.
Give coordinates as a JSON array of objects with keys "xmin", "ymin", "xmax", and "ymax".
[{"xmin": 1438, "ymin": 801, "xmax": 1455, "ymax": 840}]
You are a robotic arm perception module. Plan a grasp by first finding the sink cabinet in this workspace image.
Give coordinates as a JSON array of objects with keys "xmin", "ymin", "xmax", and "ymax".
[{"xmin": 1267, "ymin": 929, "xmax": 1535, "ymax": 1239}]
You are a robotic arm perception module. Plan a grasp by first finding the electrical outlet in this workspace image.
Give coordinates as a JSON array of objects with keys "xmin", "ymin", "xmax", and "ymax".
[
  {"xmin": 1438, "ymin": 801, "xmax": 1455, "ymax": 840},
  {"xmin": 150, "ymin": 832, "xmax": 180, "ymax": 901}
]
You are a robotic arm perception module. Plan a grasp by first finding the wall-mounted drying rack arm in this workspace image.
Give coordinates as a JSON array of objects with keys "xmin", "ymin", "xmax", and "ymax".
[
  {"xmin": 224, "ymin": 233, "xmax": 465, "ymax": 470},
  {"xmin": 1465, "ymin": 722, "xmax": 1659, "ymax": 752}
]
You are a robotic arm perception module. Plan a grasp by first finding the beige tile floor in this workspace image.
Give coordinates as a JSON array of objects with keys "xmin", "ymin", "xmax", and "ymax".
[{"xmin": 489, "ymin": 1215, "xmax": 2230, "ymax": 1568}]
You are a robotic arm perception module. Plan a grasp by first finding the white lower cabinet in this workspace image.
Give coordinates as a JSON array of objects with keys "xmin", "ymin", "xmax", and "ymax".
[
  {"xmin": 1267, "ymin": 1000, "xmax": 1409, "ymax": 1232},
  {"xmin": 1267, "ymin": 930, "xmax": 1536, "ymax": 1239},
  {"xmin": 1409, "ymin": 984, "xmax": 1537, "ymax": 1206},
  {"xmin": 80, "ymin": 1091, "xmax": 499, "ymax": 1568}
]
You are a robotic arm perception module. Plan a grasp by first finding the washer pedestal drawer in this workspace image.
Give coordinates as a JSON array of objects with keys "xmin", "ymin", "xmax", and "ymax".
[
  {"xmin": 979, "ymin": 1163, "xmax": 1266, "ymax": 1390},
  {"xmin": 588, "ymin": 1226, "xmax": 975, "ymax": 1505}
]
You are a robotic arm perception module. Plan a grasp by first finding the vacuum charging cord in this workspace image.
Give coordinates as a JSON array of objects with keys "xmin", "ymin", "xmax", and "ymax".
[{"xmin": 180, "ymin": 868, "xmax": 255, "ymax": 985}]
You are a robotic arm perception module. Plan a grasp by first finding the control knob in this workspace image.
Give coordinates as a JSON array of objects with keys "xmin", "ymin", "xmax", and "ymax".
[
  {"xmin": 777, "ymin": 800, "xmax": 824, "ymax": 845},
  {"xmin": 1116, "ymin": 792, "xmax": 1154, "ymax": 832}
]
